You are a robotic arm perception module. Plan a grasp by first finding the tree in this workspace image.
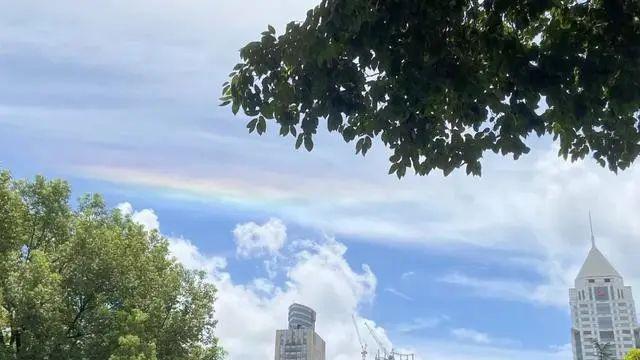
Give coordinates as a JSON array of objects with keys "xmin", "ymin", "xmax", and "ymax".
[
  {"xmin": 0, "ymin": 170, "xmax": 224, "ymax": 359},
  {"xmin": 625, "ymin": 349, "xmax": 640, "ymax": 360},
  {"xmin": 594, "ymin": 340, "xmax": 614, "ymax": 360},
  {"xmin": 221, "ymin": 0, "xmax": 640, "ymax": 177}
]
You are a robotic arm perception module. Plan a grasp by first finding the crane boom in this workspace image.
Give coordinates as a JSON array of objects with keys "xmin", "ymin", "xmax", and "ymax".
[
  {"xmin": 352, "ymin": 315, "xmax": 367, "ymax": 360},
  {"xmin": 364, "ymin": 321, "xmax": 389, "ymax": 357},
  {"xmin": 352, "ymin": 315, "xmax": 364, "ymax": 347}
]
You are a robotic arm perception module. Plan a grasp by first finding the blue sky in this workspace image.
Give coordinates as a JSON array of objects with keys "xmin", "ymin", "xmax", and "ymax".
[{"xmin": 3, "ymin": 1, "xmax": 640, "ymax": 359}]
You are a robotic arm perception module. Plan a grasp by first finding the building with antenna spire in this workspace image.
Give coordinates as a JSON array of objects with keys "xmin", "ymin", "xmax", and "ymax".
[{"xmin": 569, "ymin": 216, "xmax": 640, "ymax": 360}]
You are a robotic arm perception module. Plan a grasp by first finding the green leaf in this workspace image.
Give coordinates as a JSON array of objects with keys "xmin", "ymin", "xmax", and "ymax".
[
  {"xmin": 231, "ymin": 101, "xmax": 240, "ymax": 115},
  {"xmin": 355, "ymin": 137, "xmax": 365, "ymax": 154},
  {"xmin": 268, "ymin": 25, "xmax": 275, "ymax": 34},
  {"xmin": 327, "ymin": 112, "xmax": 342, "ymax": 132},
  {"xmin": 246, "ymin": 118, "xmax": 258, "ymax": 133},
  {"xmin": 295, "ymin": 134, "xmax": 304, "ymax": 149},
  {"xmin": 304, "ymin": 135, "xmax": 314, "ymax": 151},
  {"xmin": 256, "ymin": 116, "xmax": 267, "ymax": 134}
]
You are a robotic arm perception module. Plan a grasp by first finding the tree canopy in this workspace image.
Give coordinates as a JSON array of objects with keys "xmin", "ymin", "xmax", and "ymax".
[
  {"xmin": 221, "ymin": 0, "xmax": 640, "ymax": 177},
  {"xmin": 0, "ymin": 171, "xmax": 224, "ymax": 360},
  {"xmin": 626, "ymin": 349, "xmax": 640, "ymax": 360}
]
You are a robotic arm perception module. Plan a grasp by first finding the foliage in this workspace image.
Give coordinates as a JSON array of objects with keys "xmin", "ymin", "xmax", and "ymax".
[
  {"xmin": 594, "ymin": 340, "xmax": 614, "ymax": 360},
  {"xmin": 0, "ymin": 170, "xmax": 224, "ymax": 360},
  {"xmin": 222, "ymin": 0, "xmax": 640, "ymax": 177},
  {"xmin": 625, "ymin": 349, "xmax": 640, "ymax": 360}
]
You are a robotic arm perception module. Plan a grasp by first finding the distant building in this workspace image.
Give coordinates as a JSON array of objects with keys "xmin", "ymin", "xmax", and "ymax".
[
  {"xmin": 275, "ymin": 303, "xmax": 326, "ymax": 360},
  {"xmin": 570, "ymin": 230, "xmax": 640, "ymax": 360}
]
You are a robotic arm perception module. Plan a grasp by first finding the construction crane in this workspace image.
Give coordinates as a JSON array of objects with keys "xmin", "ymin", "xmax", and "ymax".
[
  {"xmin": 363, "ymin": 322, "xmax": 417, "ymax": 360},
  {"xmin": 363, "ymin": 321, "xmax": 391, "ymax": 360},
  {"xmin": 352, "ymin": 315, "xmax": 367, "ymax": 360}
]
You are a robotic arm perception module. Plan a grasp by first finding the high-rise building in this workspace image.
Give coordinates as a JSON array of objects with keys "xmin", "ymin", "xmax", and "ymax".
[
  {"xmin": 275, "ymin": 303, "xmax": 326, "ymax": 360},
  {"xmin": 570, "ymin": 230, "xmax": 640, "ymax": 360}
]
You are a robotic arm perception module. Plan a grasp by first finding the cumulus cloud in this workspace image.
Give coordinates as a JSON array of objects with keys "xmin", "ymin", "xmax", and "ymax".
[
  {"xmin": 106, "ymin": 204, "xmax": 577, "ymax": 360},
  {"xmin": 233, "ymin": 218, "xmax": 287, "ymax": 258},
  {"xmin": 170, "ymin": 218, "xmax": 389, "ymax": 360},
  {"xmin": 116, "ymin": 202, "xmax": 160, "ymax": 231},
  {"xmin": 168, "ymin": 237, "xmax": 227, "ymax": 276}
]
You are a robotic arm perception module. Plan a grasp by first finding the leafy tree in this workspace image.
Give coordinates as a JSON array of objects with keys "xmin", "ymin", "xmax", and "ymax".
[
  {"xmin": 0, "ymin": 170, "xmax": 224, "ymax": 360},
  {"xmin": 594, "ymin": 340, "xmax": 614, "ymax": 360},
  {"xmin": 222, "ymin": 0, "xmax": 640, "ymax": 177},
  {"xmin": 625, "ymin": 349, "xmax": 640, "ymax": 360}
]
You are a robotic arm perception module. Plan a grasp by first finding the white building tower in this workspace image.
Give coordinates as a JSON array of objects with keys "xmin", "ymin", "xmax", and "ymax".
[
  {"xmin": 275, "ymin": 303, "xmax": 326, "ymax": 360},
  {"xmin": 570, "ymin": 219, "xmax": 640, "ymax": 360}
]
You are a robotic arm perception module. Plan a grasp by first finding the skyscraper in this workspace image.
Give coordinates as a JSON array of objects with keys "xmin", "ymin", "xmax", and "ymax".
[
  {"xmin": 570, "ymin": 230, "xmax": 640, "ymax": 360},
  {"xmin": 275, "ymin": 303, "xmax": 326, "ymax": 360}
]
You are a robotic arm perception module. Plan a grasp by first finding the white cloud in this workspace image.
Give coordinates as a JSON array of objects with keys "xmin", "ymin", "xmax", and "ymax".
[
  {"xmin": 168, "ymin": 237, "xmax": 227, "ymax": 276},
  {"xmin": 13, "ymin": 0, "xmax": 640, "ymax": 315},
  {"xmin": 396, "ymin": 316, "xmax": 449, "ymax": 333},
  {"xmin": 401, "ymin": 271, "xmax": 415, "ymax": 280},
  {"xmin": 438, "ymin": 254, "xmax": 577, "ymax": 308},
  {"xmin": 6, "ymin": 0, "xmax": 640, "ymax": 305},
  {"xmin": 407, "ymin": 339, "xmax": 572, "ymax": 360},
  {"xmin": 451, "ymin": 328, "xmax": 492, "ymax": 344},
  {"xmin": 233, "ymin": 218, "xmax": 287, "ymax": 258},
  {"xmin": 107, "ymin": 205, "xmax": 577, "ymax": 360},
  {"xmin": 86, "ymin": 143, "xmax": 640, "ymax": 308},
  {"xmin": 116, "ymin": 202, "xmax": 160, "ymax": 231},
  {"xmin": 169, "ymin": 219, "xmax": 390, "ymax": 360},
  {"xmin": 385, "ymin": 288, "xmax": 414, "ymax": 301}
]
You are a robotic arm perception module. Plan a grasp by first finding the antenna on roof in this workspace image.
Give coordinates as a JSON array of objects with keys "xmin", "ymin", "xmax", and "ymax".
[{"xmin": 589, "ymin": 210, "xmax": 596, "ymax": 248}]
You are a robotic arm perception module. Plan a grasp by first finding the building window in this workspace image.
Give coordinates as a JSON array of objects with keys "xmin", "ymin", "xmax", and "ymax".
[
  {"xmin": 597, "ymin": 303, "xmax": 611, "ymax": 314},
  {"xmin": 605, "ymin": 279, "xmax": 611, "ymax": 283},
  {"xmin": 600, "ymin": 331, "xmax": 615, "ymax": 342},
  {"xmin": 598, "ymin": 317, "xmax": 613, "ymax": 329}
]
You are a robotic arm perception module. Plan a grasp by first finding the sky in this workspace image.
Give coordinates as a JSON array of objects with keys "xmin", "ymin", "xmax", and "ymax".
[{"xmin": 2, "ymin": 1, "xmax": 640, "ymax": 359}]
